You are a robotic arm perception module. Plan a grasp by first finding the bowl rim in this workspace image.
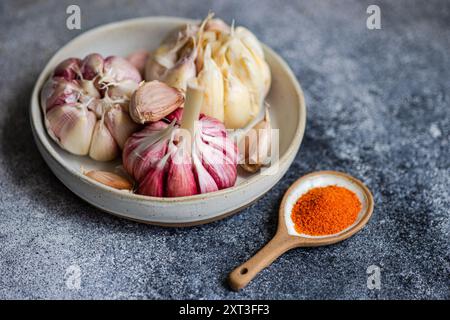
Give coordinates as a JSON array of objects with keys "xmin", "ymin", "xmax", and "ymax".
[{"xmin": 30, "ymin": 16, "xmax": 306, "ymax": 204}]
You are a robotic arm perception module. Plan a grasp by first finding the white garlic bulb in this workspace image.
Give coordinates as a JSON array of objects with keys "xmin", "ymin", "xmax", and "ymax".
[
  {"xmin": 41, "ymin": 54, "xmax": 142, "ymax": 161},
  {"xmin": 145, "ymin": 14, "xmax": 272, "ymax": 129}
]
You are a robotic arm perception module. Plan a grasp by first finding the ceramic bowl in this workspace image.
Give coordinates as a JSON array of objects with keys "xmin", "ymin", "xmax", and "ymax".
[{"xmin": 30, "ymin": 17, "xmax": 306, "ymax": 226}]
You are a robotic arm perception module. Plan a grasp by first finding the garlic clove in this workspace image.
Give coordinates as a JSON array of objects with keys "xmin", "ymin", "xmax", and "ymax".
[
  {"xmin": 153, "ymin": 25, "xmax": 196, "ymax": 70},
  {"xmin": 54, "ymin": 58, "xmax": 81, "ymax": 81},
  {"xmin": 197, "ymin": 45, "xmax": 225, "ymax": 122},
  {"xmin": 46, "ymin": 104, "xmax": 96, "ymax": 155},
  {"xmin": 201, "ymin": 133, "xmax": 239, "ymax": 165},
  {"xmin": 105, "ymin": 105, "xmax": 141, "ymax": 150},
  {"xmin": 145, "ymin": 51, "xmax": 169, "ymax": 82},
  {"xmin": 199, "ymin": 114, "xmax": 227, "ymax": 138},
  {"xmin": 89, "ymin": 120, "xmax": 119, "ymax": 161},
  {"xmin": 192, "ymin": 143, "xmax": 219, "ymax": 194},
  {"xmin": 103, "ymin": 56, "xmax": 142, "ymax": 83},
  {"xmin": 195, "ymin": 131, "xmax": 237, "ymax": 190},
  {"xmin": 223, "ymin": 71, "xmax": 255, "ymax": 128},
  {"xmin": 163, "ymin": 37, "xmax": 197, "ymax": 91},
  {"xmin": 234, "ymin": 28, "xmax": 272, "ymax": 96},
  {"xmin": 44, "ymin": 78, "xmax": 82, "ymax": 111},
  {"xmin": 85, "ymin": 170, "xmax": 133, "ymax": 190},
  {"xmin": 123, "ymin": 121, "xmax": 171, "ymax": 181},
  {"xmin": 107, "ymin": 79, "xmax": 139, "ymax": 102},
  {"xmin": 166, "ymin": 144, "xmax": 198, "ymax": 197},
  {"xmin": 129, "ymin": 81, "xmax": 185, "ymax": 124},
  {"xmin": 137, "ymin": 155, "xmax": 169, "ymax": 197},
  {"xmin": 84, "ymin": 97, "xmax": 104, "ymax": 118},
  {"xmin": 80, "ymin": 79, "xmax": 100, "ymax": 98},
  {"xmin": 130, "ymin": 137, "xmax": 169, "ymax": 183},
  {"xmin": 235, "ymin": 27, "xmax": 265, "ymax": 59},
  {"xmin": 126, "ymin": 49, "xmax": 149, "ymax": 77},
  {"xmin": 240, "ymin": 108, "xmax": 272, "ymax": 173},
  {"xmin": 81, "ymin": 53, "xmax": 104, "ymax": 80},
  {"xmin": 218, "ymin": 36, "xmax": 269, "ymax": 107},
  {"xmin": 198, "ymin": 142, "xmax": 237, "ymax": 189}
]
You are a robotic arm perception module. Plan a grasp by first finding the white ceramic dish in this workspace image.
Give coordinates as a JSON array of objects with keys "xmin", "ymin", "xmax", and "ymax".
[{"xmin": 30, "ymin": 17, "xmax": 306, "ymax": 226}]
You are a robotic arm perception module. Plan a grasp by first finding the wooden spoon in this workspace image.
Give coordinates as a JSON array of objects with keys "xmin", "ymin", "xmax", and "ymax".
[{"xmin": 228, "ymin": 171, "xmax": 374, "ymax": 291}]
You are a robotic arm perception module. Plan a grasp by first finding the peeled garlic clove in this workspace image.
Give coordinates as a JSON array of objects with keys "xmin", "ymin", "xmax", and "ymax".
[
  {"xmin": 85, "ymin": 170, "xmax": 133, "ymax": 190},
  {"xmin": 197, "ymin": 45, "xmax": 225, "ymax": 122},
  {"xmin": 223, "ymin": 71, "xmax": 254, "ymax": 128},
  {"xmin": 103, "ymin": 56, "xmax": 142, "ymax": 83},
  {"xmin": 44, "ymin": 78, "xmax": 82, "ymax": 111},
  {"xmin": 129, "ymin": 81, "xmax": 185, "ymax": 124},
  {"xmin": 89, "ymin": 120, "xmax": 119, "ymax": 161},
  {"xmin": 54, "ymin": 58, "xmax": 81, "ymax": 80},
  {"xmin": 166, "ymin": 144, "xmax": 198, "ymax": 197},
  {"xmin": 81, "ymin": 53, "xmax": 104, "ymax": 80},
  {"xmin": 126, "ymin": 50, "xmax": 149, "ymax": 77},
  {"xmin": 46, "ymin": 104, "xmax": 96, "ymax": 155},
  {"xmin": 105, "ymin": 105, "xmax": 140, "ymax": 149}
]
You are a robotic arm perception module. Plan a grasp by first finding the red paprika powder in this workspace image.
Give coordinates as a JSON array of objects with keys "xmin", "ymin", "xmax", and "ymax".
[{"xmin": 291, "ymin": 185, "xmax": 361, "ymax": 236}]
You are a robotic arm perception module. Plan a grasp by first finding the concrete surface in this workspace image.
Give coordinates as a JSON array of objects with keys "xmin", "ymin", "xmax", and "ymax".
[{"xmin": 0, "ymin": 0, "xmax": 448, "ymax": 299}]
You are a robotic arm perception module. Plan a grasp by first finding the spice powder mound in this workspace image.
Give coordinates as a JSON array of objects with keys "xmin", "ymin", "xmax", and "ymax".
[{"xmin": 291, "ymin": 185, "xmax": 362, "ymax": 236}]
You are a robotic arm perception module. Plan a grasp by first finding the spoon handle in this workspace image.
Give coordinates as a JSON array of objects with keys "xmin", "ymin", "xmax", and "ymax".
[{"xmin": 228, "ymin": 232, "xmax": 297, "ymax": 291}]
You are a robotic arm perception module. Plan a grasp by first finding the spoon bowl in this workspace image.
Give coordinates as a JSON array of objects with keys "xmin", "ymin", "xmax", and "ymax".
[{"xmin": 228, "ymin": 170, "xmax": 374, "ymax": 291}]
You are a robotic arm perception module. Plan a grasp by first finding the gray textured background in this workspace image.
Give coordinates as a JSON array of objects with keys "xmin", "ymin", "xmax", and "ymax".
[{"xmin": 0, "ymin": 0, "xmax": 448, "ymax": 299}]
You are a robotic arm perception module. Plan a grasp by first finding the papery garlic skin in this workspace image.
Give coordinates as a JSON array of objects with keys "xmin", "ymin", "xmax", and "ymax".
[{"xmin": 41, "ymin": 54, "xmax": 142, "ymax": 160}]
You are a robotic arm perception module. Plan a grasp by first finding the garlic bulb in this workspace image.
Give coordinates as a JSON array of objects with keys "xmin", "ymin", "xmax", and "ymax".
[
  {"xmin": 145, "ymin": 14, "xmax": 271, "ymax": 129},
  {"xmin": 123, "ymin": 83, "xmax": 238, "ymax": 197},
  {"xmin": 41, "ymin": 54, "xmax": 142, "ymax": 161}
]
